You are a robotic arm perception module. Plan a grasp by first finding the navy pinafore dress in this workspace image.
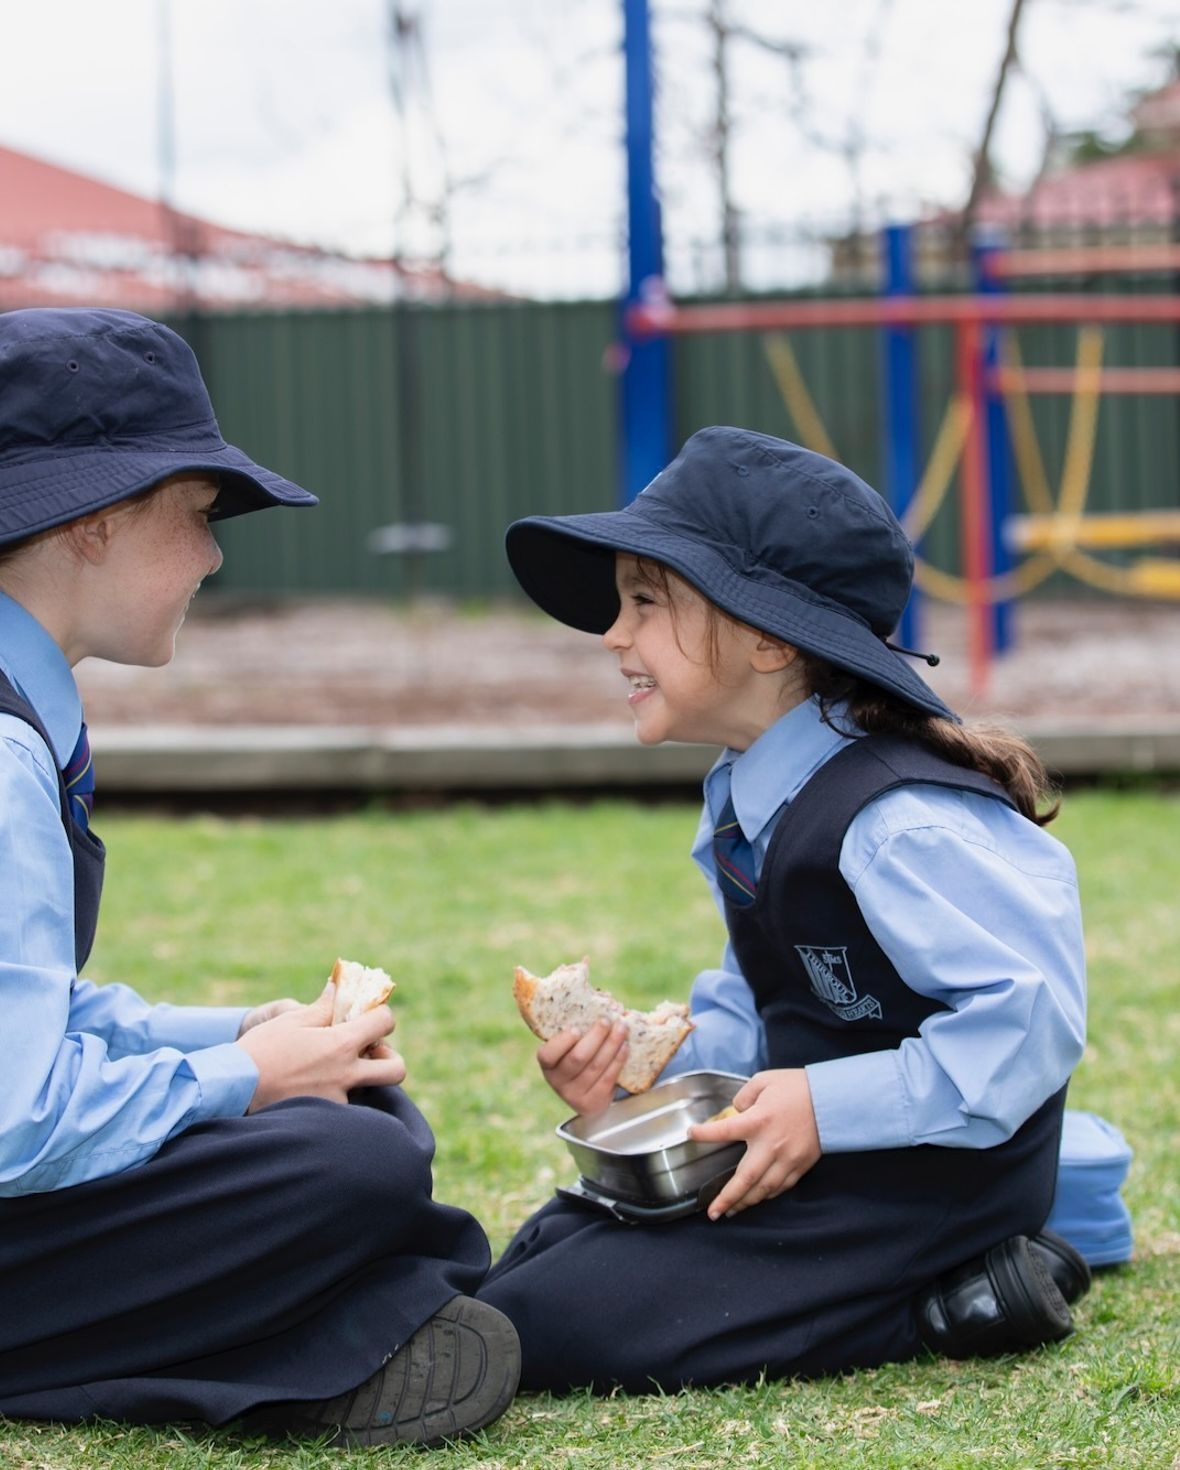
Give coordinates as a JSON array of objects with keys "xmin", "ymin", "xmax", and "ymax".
[
  {"xmin": 0, "ymin": 673, "xmax": 490, "ymax": 1425},
  {"xmin": 480, "ymin": 735, "xmax": 1066, "ymax": 1392}
]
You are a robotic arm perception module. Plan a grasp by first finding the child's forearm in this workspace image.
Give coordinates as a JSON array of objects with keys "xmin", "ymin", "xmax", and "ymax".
[{"xmin": 70, "ymin": 977, "xmax": 250, "ymax": 1056}]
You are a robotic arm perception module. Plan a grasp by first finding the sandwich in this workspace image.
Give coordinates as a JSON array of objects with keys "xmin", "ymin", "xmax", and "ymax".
[
  {"xmin": 513, "ymin": 956, "xmax": 693, "ymax": 1094},
  {"xmin": 330, "ymin": 957, "xmax": 395, "ymax": 1024}
]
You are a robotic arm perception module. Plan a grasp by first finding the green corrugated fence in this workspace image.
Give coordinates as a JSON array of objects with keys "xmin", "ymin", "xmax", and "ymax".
[{"xmin": 180, "ymin": 290, "xmax": 1179, "ymax": 601}]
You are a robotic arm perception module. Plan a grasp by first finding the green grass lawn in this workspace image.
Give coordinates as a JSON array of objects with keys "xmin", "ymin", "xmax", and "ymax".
[{"xmin": 3, "ymin": 791, "xmax": 1177, "ymax": 1469}]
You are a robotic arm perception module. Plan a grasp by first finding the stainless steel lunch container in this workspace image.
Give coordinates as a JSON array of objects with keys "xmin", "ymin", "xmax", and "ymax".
[{"xmin": 556, "ymin": 1070, "xmax": 748, "ymax": 1206}]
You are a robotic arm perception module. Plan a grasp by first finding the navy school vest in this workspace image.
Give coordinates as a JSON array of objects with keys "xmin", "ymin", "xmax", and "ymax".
[
  {"xmin": 724, "ymin": 731, "xmax": 1065, "ymax": 1186},
  {"xmin": 0, "ymin": 670, "xmax": 104, "ymax": 970}
]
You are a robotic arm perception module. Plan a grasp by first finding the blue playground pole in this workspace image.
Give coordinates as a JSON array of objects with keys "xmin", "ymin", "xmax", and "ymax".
[
  {"xmin": 620, "ymin": 0, "xmax": 671, "ymax": 505},
  {"xmin": 972, "ymin": 232, "xmax": 1014, "ymax": 652},
  {"xmin": 882, "ymin": 223, "xmax": 921, "ymax": 648}
]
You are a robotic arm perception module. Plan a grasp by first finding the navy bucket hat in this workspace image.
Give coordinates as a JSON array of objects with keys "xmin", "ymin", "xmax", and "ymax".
[
  {"xmin": 0, "ymin": 306, "xmax": 317, "ymax": 545},
  {"xmin": 506, "ymin": 425, "xmax": 955, "ymax": 721}
]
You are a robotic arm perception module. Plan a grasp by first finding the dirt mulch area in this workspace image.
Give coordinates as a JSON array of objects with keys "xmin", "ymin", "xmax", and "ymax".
[{"xmin": 74, "ymin": 595, "xmax": 1180, "ymax": 731}]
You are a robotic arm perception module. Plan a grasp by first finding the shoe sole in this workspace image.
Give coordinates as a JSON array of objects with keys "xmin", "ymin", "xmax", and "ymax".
[
  {"xmin": 280, "ymin": 1296, "xmax": 521, "ymax": 1449},
  {"xmin": 1031, "ymin": 1228, "xmax": 1093, "ymax": 1305},
  {"xmin": 989, "ymin": 1236, "xmax": 1073, "ymax": 1346}
]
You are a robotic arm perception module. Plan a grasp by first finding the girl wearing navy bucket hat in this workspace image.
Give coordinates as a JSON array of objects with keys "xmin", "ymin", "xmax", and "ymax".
[
  {"xmin": 0, "ymin": 308, "xmax": 518, "ymax": 1446},
  {"xmin": 480, "ymin": 425, "xmax": 1090, "ymax": 1390}
]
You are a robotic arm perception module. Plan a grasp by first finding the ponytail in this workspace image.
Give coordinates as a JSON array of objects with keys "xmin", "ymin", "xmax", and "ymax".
[{"xmin": 798, "ymin": 654, "xmax": 1061, "ymax": 826}]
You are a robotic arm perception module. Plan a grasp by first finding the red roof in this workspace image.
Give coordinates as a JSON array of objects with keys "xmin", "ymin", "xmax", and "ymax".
[
  {"xmin": 1132, "ymin": 78, "xmax": 1180, "ymax": 141},
  {"xmin": 973, "ymin": 149, "xmax": 1180, "ymax": 231},
  {"xmin": 0, "ymin": 145, "xmax": 494, "ymax": 310}
]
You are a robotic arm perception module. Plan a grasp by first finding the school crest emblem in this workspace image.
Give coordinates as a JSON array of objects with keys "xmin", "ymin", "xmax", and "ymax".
[{"xmin": 794, "ymin": 945, "xmax": 883, "ymax": 1022}]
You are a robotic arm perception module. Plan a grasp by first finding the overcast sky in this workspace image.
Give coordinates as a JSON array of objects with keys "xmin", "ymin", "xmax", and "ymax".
[{"xmin": 2, "ymin": 0, "xmax": 1177, "ymax": 296}]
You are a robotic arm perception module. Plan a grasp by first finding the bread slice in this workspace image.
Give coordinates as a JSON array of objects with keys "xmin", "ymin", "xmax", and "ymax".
[
  {"xmin": 513, "ymin": 957, "xmax": 693, "ymax": 1094},
  {"xmin": 330, "ymin": 957, "xmax": 395, "ymax": 1025}
]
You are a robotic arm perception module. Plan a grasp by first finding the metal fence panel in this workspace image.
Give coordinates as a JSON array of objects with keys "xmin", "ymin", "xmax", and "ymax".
[
  {"xmin": 201, "ymin": 302, "xmax": 619, "ymax": 600},
  {"xmin": 183, "ymin": 288, "xmax": 1178, "ymax": 601}
]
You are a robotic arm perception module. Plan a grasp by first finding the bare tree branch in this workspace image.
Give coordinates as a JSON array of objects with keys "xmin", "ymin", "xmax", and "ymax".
[
  {"xmin": 704, "ymin": 0, "xmax": 742, "ymax": 293},
  {"xmin": 962, "ymin": 0, "xmax": 1028, "ymax": 228}
]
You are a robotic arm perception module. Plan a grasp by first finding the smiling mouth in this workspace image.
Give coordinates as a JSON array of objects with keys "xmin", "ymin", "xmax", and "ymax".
[{"xmin": 625, "ymin": 673, "xmax": 656, "ymax": 709}]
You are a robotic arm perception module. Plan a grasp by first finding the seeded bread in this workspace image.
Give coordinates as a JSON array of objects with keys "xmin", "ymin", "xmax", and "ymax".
[
  {"xmin": 330, "ymin": 957, "xmax": 395, "ymax": 1024},
  {"xmin": 513, "ymin": 957, "xmax": 693, "ymax": 1094}
]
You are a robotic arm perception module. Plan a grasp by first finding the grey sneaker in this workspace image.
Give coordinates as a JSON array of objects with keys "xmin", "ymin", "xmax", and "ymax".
[{"xmin": 269, "ymin": 1295, "xmax": 520, "ymax": 1448}]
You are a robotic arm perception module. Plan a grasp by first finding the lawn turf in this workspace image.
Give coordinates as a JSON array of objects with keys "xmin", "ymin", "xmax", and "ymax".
[{"xmin": 2, "ymin": 791, "xmax": 1176, "ymax": 1468}]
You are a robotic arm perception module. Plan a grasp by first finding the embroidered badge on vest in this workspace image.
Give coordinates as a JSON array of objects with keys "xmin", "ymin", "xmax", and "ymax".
[{"xmin": 795, "ymin": 945, "xmax": 883, "ymax": 1022}]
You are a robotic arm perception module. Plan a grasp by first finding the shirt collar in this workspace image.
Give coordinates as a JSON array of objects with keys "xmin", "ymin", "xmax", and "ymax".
[
  {"xmin": 0, "ymin": 590, "xmax": 83, "ymax": 767},
  {"xmin": 705, "ymin": 696, "xmax": 857, "ymax": 845}
]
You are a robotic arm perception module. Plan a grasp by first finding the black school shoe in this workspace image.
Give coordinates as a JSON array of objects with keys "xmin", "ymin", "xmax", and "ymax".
[
  {"xmin": 914, "ymin": 1235, "xmax": 1077, "ymax": 1359},
  {"xmin": 257, "ymin": 1296, "xmax": 520, "ymax": 1448}
]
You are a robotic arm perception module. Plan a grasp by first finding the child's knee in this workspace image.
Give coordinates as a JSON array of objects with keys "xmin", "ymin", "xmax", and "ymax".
[{"xmin": 262, "ymin": 1097, "xmax": 434, "ymax": 1219}]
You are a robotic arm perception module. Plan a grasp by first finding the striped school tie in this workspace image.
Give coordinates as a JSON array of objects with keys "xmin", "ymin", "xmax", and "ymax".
[
  {"xmin": 64, "ymin": 722, "xmax": 95, "ymax": 829},
  {"xmin": 713, "ymin": 792, "xmax": 757, "ymax": 908}
]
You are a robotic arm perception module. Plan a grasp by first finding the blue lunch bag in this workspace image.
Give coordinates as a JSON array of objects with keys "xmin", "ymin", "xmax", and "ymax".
[{"xmin": 1045, "ymin": 1110, "xmax": 1134, "ymax": 1267}]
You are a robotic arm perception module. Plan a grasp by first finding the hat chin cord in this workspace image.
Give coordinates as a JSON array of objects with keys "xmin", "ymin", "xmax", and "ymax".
[{"xmin": 883, "ymin": 639, "xmax": 941, "ymax": 668}]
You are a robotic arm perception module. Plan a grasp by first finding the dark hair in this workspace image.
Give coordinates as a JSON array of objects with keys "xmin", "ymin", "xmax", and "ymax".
[
  {"xmin": 630, "ymin": 557, "xmax": 1059, "ymax": 826},
  {"xmin": 798, "ymin": 651, "xmax": 1060, "ymax": 826}
]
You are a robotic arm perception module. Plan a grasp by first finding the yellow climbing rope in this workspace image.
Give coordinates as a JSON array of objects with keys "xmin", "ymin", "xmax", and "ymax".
[
  {"xmin": 1000, "ymin": 333, "xmax": 1180, "ymax": 598},
  {"xmin": 761, "ymin": 323, "xmax": 1180, "ymax": 604},
  {"xmin": 762, "ymin": 334, "xmax": 839, "ymax": 463}
]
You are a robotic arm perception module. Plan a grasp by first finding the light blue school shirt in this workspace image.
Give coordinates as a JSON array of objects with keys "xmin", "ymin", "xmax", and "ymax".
[
  {"xmin": 0, "ymin": 590, "xmax": 257, "ymax": 1196},
  {"xmin": 661, "ymin": 696, "xmax": 1087, "ymax": 1154}
]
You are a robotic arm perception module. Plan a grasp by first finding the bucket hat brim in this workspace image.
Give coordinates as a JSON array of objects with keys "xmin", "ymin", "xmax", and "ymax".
[
  {"xmin": 506, "ymin": 509, "xmax": 957, "ymax": 722},
  {"xmin": 0, "ymin": 442, "xmax": 316, "ymax": 545}
]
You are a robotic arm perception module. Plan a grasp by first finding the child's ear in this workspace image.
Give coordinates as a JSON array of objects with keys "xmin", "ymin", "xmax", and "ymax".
[
  {"xmin": 749, "ymin": 636, "xmax": 796, "ymax": 674},
  {"xmin": 65, "ymin": 508, "xmax": 120, "ymax": 565}
]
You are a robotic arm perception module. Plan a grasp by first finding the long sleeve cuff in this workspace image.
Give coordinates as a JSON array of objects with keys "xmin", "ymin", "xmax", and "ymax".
[
  {"xmin": 184, "ymin": 1041, "xmax": 259, "ymax": 1119},
  {"xmin": 806, "ymin": 1049, "xmax": 910, "ymax": 1152}
]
